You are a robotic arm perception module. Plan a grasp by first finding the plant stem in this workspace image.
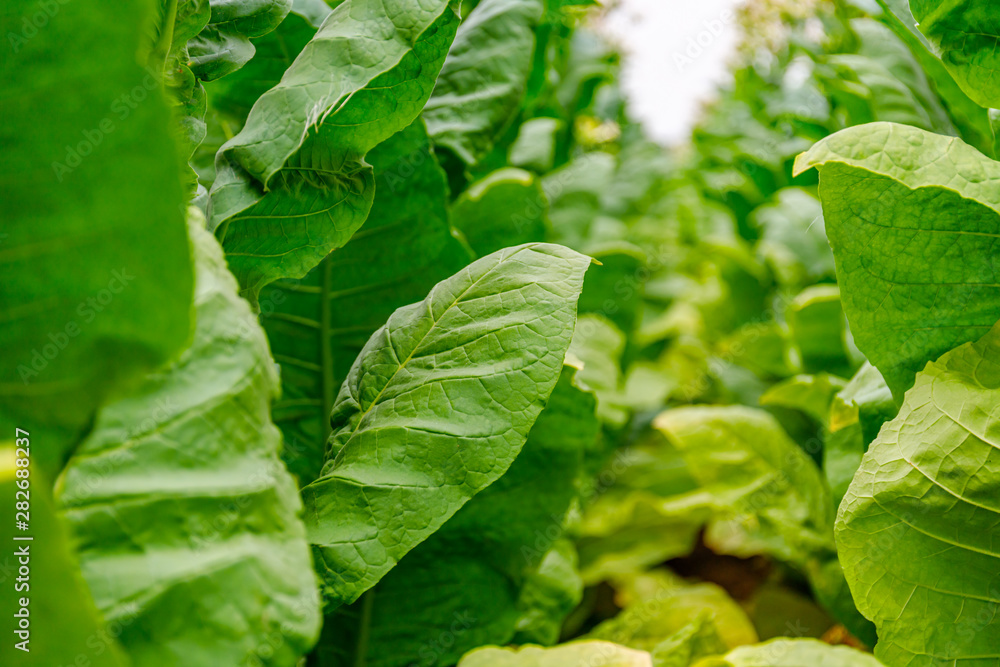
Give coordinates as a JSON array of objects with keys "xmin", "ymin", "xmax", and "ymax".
[{"xmin": 353, "ymin": 590, "xmax": 375, "ymax": 667}]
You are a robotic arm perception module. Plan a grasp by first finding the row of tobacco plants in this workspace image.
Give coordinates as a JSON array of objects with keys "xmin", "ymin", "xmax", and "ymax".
[{"xmin": 3, "ymin": 0, "xmax": 997, "ymax": 666}]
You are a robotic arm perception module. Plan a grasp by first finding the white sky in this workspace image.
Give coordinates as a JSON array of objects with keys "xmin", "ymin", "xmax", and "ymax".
[{"xmin": 602, "ymin": 0, "xmax": 747, "ymax": 145}]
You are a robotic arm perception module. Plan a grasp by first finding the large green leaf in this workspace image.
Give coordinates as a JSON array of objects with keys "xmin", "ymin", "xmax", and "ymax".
[
  {"xmin": 424, "ymin": 0, "xmax": 544, "ymax": 166},
  {"xmin": 208, "ymin": 0, "xmax": 460, "ymax": 302},
  {"xmin": 910, "ymin": 0, "xmax": 1000, "ymax": 109},
  {"xmin": 0, "ymin": 0, "xmax": 194, "ymax": 476},
  {"xmin": 261, "ymin": 121, "xmax": 472, "ymax": 485},
  {"xmin": 302, "ymin": 243, "xmax": 591, "ymax": 606},
  {"xmin": 693, "ymin": 639, "xmax": 884, "ymax": 667},
  {"xmin": 314, "ymin": 364, "xmax": 599, "ymax": 667},
  {"xmin": 0, "ymin": 449, "xmax": 128, "ymax": 667},
  {"xmin": 836, "ymin": 322, "xmax": 1000, "ymax": 667},
  {"xmin": 458, "ymin": 641, "xmax": 654, "ymax": 667},
  {"xmin": 795, "ymin": 122, "xmax": 1000, "ymax": 399},
  {"xmin": 56, "ymin": 219, "xmax": 321, "ymax": 667},
  {"xmin": 877, "ymin": 0, "xmax": 933, "ymax": 49}
]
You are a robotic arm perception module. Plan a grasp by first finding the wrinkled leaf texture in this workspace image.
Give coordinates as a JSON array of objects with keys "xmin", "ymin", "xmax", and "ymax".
[
  {"xmin": 56, "ymin": 220, "xmax": 320, "ymax": 667},
  {"xmin": 795, "ymin": 122, "xmax": 1000, "ymax": 400},
  {"xmin": 315, "ymin": 364, "xmax": 599, "ymax": 667},
  {"xmin": 302, "ymin": 243, "xmax": 591, "ymax": 606},
  {"xmin": 837, "ymin": 321, "xmax": 1000, "ymax": 667}
]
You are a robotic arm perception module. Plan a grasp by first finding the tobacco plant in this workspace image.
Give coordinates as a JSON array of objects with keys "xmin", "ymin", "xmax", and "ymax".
[{"xmin": 3, "ymin": 0, "xmax": 996, "ymax": 666}]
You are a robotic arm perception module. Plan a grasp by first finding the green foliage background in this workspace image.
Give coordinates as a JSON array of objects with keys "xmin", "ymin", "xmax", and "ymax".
[{"xmin": 3, "ymin": 0, "xmax": 1000, "ymax": 666}]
